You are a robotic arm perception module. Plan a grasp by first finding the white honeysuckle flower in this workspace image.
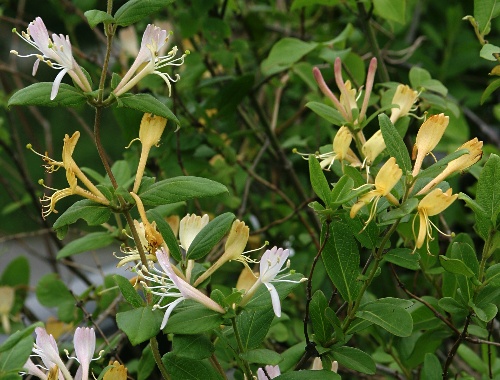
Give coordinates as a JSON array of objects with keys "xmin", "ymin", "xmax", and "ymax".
[
  {"xmin": 24, "ymin": 327, "xmax": 101, "ymax": 380},
  {"xmin": 113, "ymin": 24, "xmax": 188, "ymax": 97},
  {"xmin": 140, "ymin": 249, "xmax": 225, "ymax": 329},
  {"xmin": 11, "ymin": 17, "xmax": 92, "ymax": 100},
  {"xmin": 179, "ymin": 214, "xmax": 209, "ymax": 252},
  {"xmin": 257, "ymin": 365, "xmax": 281, "ymax": 379},
  {"xmin": 240, "ymin": 247, "xmax": 306, "ymax": 318}
]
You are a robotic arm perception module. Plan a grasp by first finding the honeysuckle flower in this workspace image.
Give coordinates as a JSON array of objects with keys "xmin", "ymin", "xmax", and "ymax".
[
  {"xmin": 312, "ymin": 357, "xmax": 339, "ymax": 372},
  {"xmin": 413, "ymin": 188, "xmax": 458, "ymax": 253},
  {"xmin": 71, "ymin": 327, "xmax": 96, "ymax": 380},
  {"xmin": 362, "ymin": 130, "xmax": 385, "ymax": 165},
  {"xmin": 179, "ymin": 213, "xmax": 210, "ymax": 252},
  {"xmin": 412, "ymin": 114, "xmax": 449, "ymax": 176},
  {"xmin": 140, "ymin": 249, "xmax": 225, "ymax": 329},
  {"xmin": 350, "ymin": 157, "xmax": 402, "ymax": 224},
  {"xmin": 257, "ymin": 365, "xmax": 281, "ymax": 379},
  {"xmin": 128, "ymin": 113, "xmax": 168, "ymax": 192},
  {"xmin": 113, "ymin": 24, "xmax": 188, "ymax": 97},
  {"xmin": 318, "ymin": 126, "xmax": 353, "ymax": 170},
  {"xmin": 236, "ymin": 266, "xmax": 258, "ymax": 292},
  {"xmin": 240, "ymin": 247, "xmax": 307, "ymax": 318},
  {"xmin": 193, "ymin": 219, "xmax": 254, "ymax": 286},
  {"xmin": 11, "ymin": 17, "xmax": 92, "ymax": 100},
  {"xmin": 417, "ymin": 138, "xmax": 483, "ymax": 195},
  {"xmin": 28, "ymin": 132, "xmax": 109, "ymax": 218},
  {"xmin": 0, "ymin": 286, "xmax": 14, "ymax": 334},
  {"xmin": 103, "ymin": 361, "xmax": 128, "ymax": 380},
  {"xmin": 313, "ymin": 57, "xmax": 377, "ymax": 126},
  {"xmin": 390, "ymin": 84, "xmax": 419, "ymax": 124}
]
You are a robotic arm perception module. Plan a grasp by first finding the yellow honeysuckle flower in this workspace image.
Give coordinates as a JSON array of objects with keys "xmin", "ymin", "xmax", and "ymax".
[
  {"xmin": 103, "ymin": 361, "xmax": 128, "ymax": 380},
  {"xmin": 412, "ymin": 114, "xmax": 449, "ymax": 176},
  {"xmin": 193, "ymin": 219, "xmax": 256, "ymax": 287},
  {"xmin": 413, "ymin": 188, "xmax": 458, "ymax": 254},
  {"xmin": 390, "ymin": 84, "xmax": 419, "ymax": 124},
  {"xmin": 29, "ymin": 132, "xmax": 110, "ymax": 219},
  {"xmin": 317, "ymin": 126, "xmax": 354, "ymax": 170},
  {"xmin": 362, "ymin": 130, "xmax": 385, "ymax": 165},
  {"xmin": 350, "ymin": 157, "xmax": 402, "ymax": 224},
  {"xmin": 417, "ymin": 138, "xmax": 483, "ymax": 195}
]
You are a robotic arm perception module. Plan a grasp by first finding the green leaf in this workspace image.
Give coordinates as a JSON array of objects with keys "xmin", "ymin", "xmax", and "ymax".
[
  {"xmin": 240, "ymin": 349, "xmax": 282, "ymax": 365},
  {"xmin": 245, "ymin": 273, "xmax": 305, "ymax": 310},
  {"xmin": 422, "ymin": 353, "xmax": 442, "ymax": 380},
  {"xmin": 84, "ymin": 10, "xmax": 115, "ymax": 28},
  {"xmin": 162, "ymin": 354, "xmax": 223, "ymax": 380},
  {"xmin": 53, "ymin": 200, "xmax": 111, "ymax": 239},
  {"xmin": 480, "ymin": 43, "xmax": 500, "ymax": 61},
  {"xmin": 236, "ymin": 308, "xmax": 275, "ymax": 350},
  {"xmin": 172, "ymin": 335, "xmax": 215, "ymax": 360},
  {"xmin": 187, "ymin": 213, "xmax": 234, "ymax": 260},
  {"xmin": 138, "ymin": 345, "xmax": 156, "ymax": 380},
  {"xmin": 309, "ymin": 290, "xmax": 334, "ymax": 345},
  {"xmin": 420, "ymin": 79, "xmax": 448, "ymax": 96},
  {"xmin": 378, "ymin": 114, "xmax": 411, "ymax": 174},
  {"xmin": 439, "ymin": 256, "xmax": 475, "ymax": 278},
  {"xmin": 275, "ymin": 370, "xmax": 340, "ymax": 380},
  {"xmin": 305, "ymin": 102, "xmax": 344, "ymax": 126},
  {"xmin": 261, "ymin": 38, "xmax": 318, "ymax": 76},
  {"xmin": 481, "ymin": 78, "xmax": 500, "ymax": 104},
  {"xmin": 384, "ymin": 248, "xmax": 420, "ymax": 270},
  {"xmin": 475, "ymin": 0, "xmax": 497, "ymax": 35},
  {"xmin": 291, "ymin": 0, "xmax": 340, "ymax": 11},
  {"xmin": 8, "ymin": 83, "xmax": 86, "ymax": 108},
  {"xmin": 373, "ymin": 0, "xmax": 406, "ymax": 24},
  {"xmin": 457, "ymin": 345, "xmax": 488, "ymax": 373},
  {"xmin": 139, "ymin": 176, "xmax": 228, "ymax": 206},
  {"xmin": 36, "ymin": 273, "xmax": 73, "ymax": 307},
  {"xmin": 0, "ymin": 335, "xmax": 33, "ymax": 373},
  {"xmin": 57, "ymin": 232, "xmax": 115, "ymax": 259},
  {"xmin": 114, "ymin": 0, "xmax": 175, "ymax": 26},
  {"xmin": 451, "ymin": 242, "xmax": 479, "ymax": 301},
  {"xmin": 0, "ymin": 323, "xmax": 41, "ymax": 353},
  {"xmin": 309, "ymin": 156, "xmax": 332, "ymax": 206},
  {"xmin": 321, "ymin": 221, "xmax": 360, "ymax": 302},
  {"xmin": 409, "ymin": 67, "xmax": 432, "ymax": 89},
  {"xmin": 356, "ymin": 300, "xmax": 413, "ymax": 337},
  {"xmin": 117, "ymin": 93, "xmax": 179, "ymax": 125},
  {"xmin": 331, "ymin": 346, "xmax": 376, "ymax": 374},
  {"xmin": 416, "ymin": 149, "xmax": 469, "ymax": 180},
  {"xmin": 146, "ymin": 209, "xmax": 183, "ymax": 261},
  {"xmin": 476, "ymin": 154, "xmax": 500, "ymax": 239},
  {"xmin": 330, "ymin": 175, "xmax": 355, "ymax": 206},
  {"xmin": 485, "ymin": 263, "xmax": 500, "ymax": 285},
  {"xmin": 116, "ymin": 306, "xmax": 163, "ymax": 345},
  {"xmin": 471, "ymin": 301, "xmax": 497, "ymax": 322},
  {"xmin": 1, "ymin": 256, "xmax": 30, "ymax": 289},
  {"xmin": 114, "ymin": 275, "xmax": 144, "ymax": 308},
  {"xmin": 438, "ymin": 297, "xmax": 468, "ymax": 314},
  {"xmin": 165, "ymin": 303, "xmax": 224, "ymax": 335}
]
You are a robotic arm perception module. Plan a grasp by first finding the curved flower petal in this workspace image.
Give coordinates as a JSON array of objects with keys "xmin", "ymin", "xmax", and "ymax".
[
  {"xmin": 73, "ymin": 327, "xmax": 96, "ymax": 380},
  {"xmin": 264, "ymin": 282, "xmax": 281, "ymax": 317}
]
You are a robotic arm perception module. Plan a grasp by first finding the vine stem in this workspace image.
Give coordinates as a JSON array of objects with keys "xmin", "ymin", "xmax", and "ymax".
[
  {"xmin": 231, "ymin": 317, "xmax": 253, "ymax": 379},
  {"xmin": 443, "ymin": 313, "xmax": 472, "ymax": 379}
]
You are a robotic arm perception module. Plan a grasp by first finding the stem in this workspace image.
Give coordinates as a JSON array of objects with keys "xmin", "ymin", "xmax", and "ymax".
[
  {"xmin": 443, "ymin": 314, "xmax": 472, "ymax": 379},
  {"xmin": 94, "ymin": 107, "xmax": 118, "ymax": 188},
  {"xmin": 231, "ymin": 317, "xmax": 253, "ymax": 379},
  {"xmin": 150, "ymin": 336, "xmax": 171, "ymax": 380},
  {"xmin": 478, "ymin": 228, "xmax": 495, "ymax": 283}
]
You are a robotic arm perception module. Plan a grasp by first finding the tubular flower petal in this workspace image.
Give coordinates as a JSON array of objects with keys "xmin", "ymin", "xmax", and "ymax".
[
  {"xmin": 240, "ymin": 247, "xmax": 306, "ymax": 318},
  {"xmin": 413, "ymin": 188, "xmax": 458, "ymax": 254},
  {"xmin": 362, "ymin": 130, "xmax": 386, "ymax": 165},
  {"xmin": 257, "ymin": 365, "xmax": 281, "ymax": 379},
  {"xmin": 313, "ymin": 57, "xmax": 377, "ymax": 126},
  {"xmin": 73, "ymin": 328, "xmax": 96, "ymax": 380},
  {"xmin": 417, "ymin": 138, "xmax": 483, "ymax": 195},
  {"xmin": 350, "ymin": 157, "xmax": 402, "ymax": 223},
  {"xmin": 412, "ymin": 114, "xmax": 449, "ymax": 176},
  {"xmin": 140, "ymin": 249, "xmax": 225, "ymax": 329},
  {"xmin": 179, "ymin": 214, "xmax": 210, "ymax": 252},
  {"xmin": 318, "ymin": 126, "xmax": 354, "ymax": 170},
  {"xmin": 103, "ymin": 361, "xmax": 128, "ymax": 380},
  {"xmin": 113, "ymin": 24, "xmax": 188, "ymax": 97},
  {"xmin": 193, "ymin": 219, "xmax": 254, "ymax": 287},
  {"xmin": 29, "ymin": 132, "xmax": 109, "ymax": 218},
  {"xmin": 390, "ymin": 84, "xmax": 419, "ymax": 124},
  {"xmin": 0, "ymin": 286, "xmax": 14, "ymax": 334},
  {"xmin": 11, "ymin": 17, "xmax": 92, "ymax": 99}
]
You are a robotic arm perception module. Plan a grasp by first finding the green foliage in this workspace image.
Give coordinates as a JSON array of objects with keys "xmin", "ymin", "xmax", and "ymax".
[
  {"xmin": 187, "ymin": 212, "xmax": 234, "ymax": 260},
  {"xmin": 116, "ymin": 306, "xmax": 163, "ymax": 345},
  {"xmin": 7, "ymin": 83, "xmax": 87, "ymax": 108}
]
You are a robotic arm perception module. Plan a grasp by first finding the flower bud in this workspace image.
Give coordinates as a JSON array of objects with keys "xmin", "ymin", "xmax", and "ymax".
[
  {"xmin": 412, "ymin": 114, "xmax": 449, "ymax": 176},
  {"xmin": 362, "ymin": 130, "xmax": 385, "ymax": 164},
  {"xmin": 139, "ymin": 113, "xmax": 167, "ymax": 149},
  {"xmin": 390, "ymin": 84, "xmax": 419, "ymax": 123}
]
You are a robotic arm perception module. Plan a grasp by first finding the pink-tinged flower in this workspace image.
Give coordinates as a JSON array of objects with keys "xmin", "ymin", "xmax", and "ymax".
[
  {"xmin": 313, "ymin": 57, "xmax": 377, "ymax": 126},
  {"xmin": 24, "ymin": 326, "xmax": 99, "ymax": 380},
  {"xmin": 11, "ymin": 17, "xmax": 92, "ymax": 100},
  {"xmin": 113, "ymin": 24, "xmax": 188, "ymax": 97},
  {"xmin": 257, "ymin": 365, "xmax": 281, "ymax": 379},
  {"xmin": 73, "ymin": 327, "xmax": 96, "ymax": 380},
  {"xmin": 140, "ymin": 249, "xmax": 225, "ymax": 329},
  {"xmin": 240, "ymin": 247, "xmax": 306, "ymax": 318}
]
